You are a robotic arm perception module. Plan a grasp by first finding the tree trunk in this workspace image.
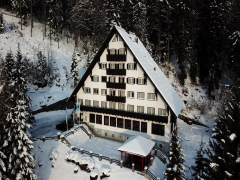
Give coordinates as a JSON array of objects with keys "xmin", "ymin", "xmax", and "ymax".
[
  {"xmin": 67, "ymin": 22, "xmax": 69, "ymax": 44},
  {"xmin": 158, "ymin": 32, "xmax": 161, "ymax": 64},
  {"xmin": 31, "ymin": 0, "xmax": 33, "ymax": 37},
  {"xmin": 44, "ymin": 0, "xmax": 46, "ymax": 37},
  {"xmin": 75, "ymin": 23, "xmax": 78, "ymax": 47},
  {"xmin": 50, "ymin": 25, "xmax": 51, "ymax": 46},
  {"xmin": 20, "ymin": 0, "xmax": 22, "ymax": 30},
  {"xmin": 58, "ymin": 26, "xmax": 59, "ymax": 49},
  {"xmin": 168, "ymin": 23, "xmax": 170, "ymax": 63}
]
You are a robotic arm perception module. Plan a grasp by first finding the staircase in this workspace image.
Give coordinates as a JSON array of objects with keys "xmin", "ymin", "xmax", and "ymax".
[{"xmin": 156, "ymin": 150, "xmax": 167, "ymax": 164}]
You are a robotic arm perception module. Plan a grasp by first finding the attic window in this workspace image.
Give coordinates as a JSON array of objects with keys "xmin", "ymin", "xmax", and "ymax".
[
  {"xmin": 110, "ymin": 49, "xmax": 116, "ymax": 55},
  {"xmin": 119, "ymin": 48, "xmax": 125, "ymax": 55},
  {"xmin": 112, "ymin": 36, "xmax": 117, "ymax": 42}
]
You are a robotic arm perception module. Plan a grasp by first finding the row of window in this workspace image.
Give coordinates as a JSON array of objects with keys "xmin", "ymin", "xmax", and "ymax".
[
  {"xmin": 78, "ymin": 99, "xmax": 167, "ymax": 116},
  {"xmin": 89, "ymin": 114, "xmax": 165, "ymax": 136},
  {"xmin": 99, "ymin": 63, "xmax": 136, "ymax": 70},
  {"xmin": 83, "ymin": 88, "xmax": 155, "ymax": 100},
  {"xmin": 92, "ymin": 75, "xmax": 145, "ymax": 85}
]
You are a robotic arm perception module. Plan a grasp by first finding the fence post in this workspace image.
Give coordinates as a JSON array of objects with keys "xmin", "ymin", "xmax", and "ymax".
[
  {"xmin": 80, "ymin": 148, "xmax": 83, "ymax": 154},
  {"xmin": 71, "ymin": 129, "xmax": 74, "ymax": 135},
  {"xmin": 90, "ymin": 151, "xmax": 92, "ymax": 157},
  {"xmin": 60, "ymin": 135, "xmax": 64, "ymax": 142},
  {"xmin": 144, "ymin": 166, "xmax": 147, "ymax": 177},
  {"xmin": 110, "ymin": 157, "xmax": 112, "ymax": 164},
  {"xmin": 157, "ymin": 178, "xmax": 160, "ymax": 180},
  {"xmin": 71, "ymin": 146, "xmax": 75, "ymax": 151},
  {"xmin": 42, "ymin": 136, "xmax": 45, "ymax": 142},
  {"xmin": 120, "ymin": 160, "xmax": 123, "ymax": 168},
  {"xmin": 155, "ymin": 149, "xmax": 157, "ymax": 155},
  {"xmin": 150, "ymin": 157, "xmax": 153, "ymax": 166},
  {"xmin": 57, "ymin": 132, "xmax": 60, "ymax": 139},
  {"xmin": 132, "ymin": 163, "xmax": 135, "ymax": 172},
  {"xmin": 99, "ymin": 154, "xmax": 102, "ymax": 161}
]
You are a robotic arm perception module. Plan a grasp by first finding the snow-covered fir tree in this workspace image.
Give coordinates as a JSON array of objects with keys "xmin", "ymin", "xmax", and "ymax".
[
  {"xmin": 192, "ymin": 136, "xmax": 210, "ymax": 180},
  {"xmin": 0, "ymin": 100, "xmax": 36, "ymax": 180},
  {"xmin": 205, "ymin": 91, "xmax": 240, "ymax": 180},
  {"xmin": 3, "ymin": 51, "xmax": 15, "ymax": 81},
  {"xmin": 85, "ymin": 54, "xmax": 91, "ymax": 69},
  {"xmin": 70, "ymin": 50, "xmax": 79, "ymax": 87},
  {"xmin": 35, "ymin": 51, "xmax": 47, "ymax": 84},
  {"xmin": 164, "ymin": 132, "xmax": 186, "ymax": 180}
]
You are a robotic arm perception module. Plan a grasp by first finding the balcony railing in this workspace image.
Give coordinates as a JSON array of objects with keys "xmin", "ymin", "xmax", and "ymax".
[
  {"xmin": 106, "ymin": 82, "xmax": 126, "ymax": 89},
  {"xmin": 106, "ymin": 69, "xmax": 126, "ymax": 76},
  {"xmin": 107, "ymin": 54, "xmax": 126, "ymax": 61},
  {"xmin": 80, "ymin": 105, "xmax": 168, "ymax": 123},
  {"xmin": 106, "ymin": 95, "xmax": 126, "ymax": 103}
]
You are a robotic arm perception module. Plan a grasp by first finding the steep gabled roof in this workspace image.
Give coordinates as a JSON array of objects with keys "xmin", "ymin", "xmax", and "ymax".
[{"xmin": 68, "ymin": 25, "xmax": 184, "ymax": 117}]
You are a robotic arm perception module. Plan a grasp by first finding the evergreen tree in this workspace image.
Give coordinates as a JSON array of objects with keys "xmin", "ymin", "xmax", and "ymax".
[
  {"xmin": 3, "ymin": 51, "xmax": 15, "ymax": 81},
  {"xmin": 0, "ymin": 100, "xmax": 36, "ymax": 180},
  {"xmin": 0, "ymin": 11, "xmax": 4, "ymax": 33},
  {"xmin": 192, "ymin": 136, "xmax": 210, "ymax": 179},
  {"xmin": 35, "ymin": 51, "xmax": 47, "ymax": 83},
  {"xmin": 104, "ymin": 0, "xmax": 121, "ymax": 29},
  {"xmin": 85, "ymin": 54, "xmax": 91, "ymax": 69},
  {"xmin": 190, "ymin": 57, "xmax": 198, "ymax": 83},
  {"xmin": 70, "ymin": 50, "xmax": 79, "ymax": 87},
  {"xmin": 205, "ymin": 93, "xmax": 240, "ymax": 180},
  {"xmin": 164, "ymin": 132, "xmax": 186, "ymax": 180}
]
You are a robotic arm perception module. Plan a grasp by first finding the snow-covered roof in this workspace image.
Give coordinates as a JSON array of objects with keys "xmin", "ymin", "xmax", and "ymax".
[
  {"xmin": 118, "ymin": 135, "xmax": 155, "ymax": 157},
  {"xmin": 115, "ymin": 25, "xmax": 183, "ymax": 116}
]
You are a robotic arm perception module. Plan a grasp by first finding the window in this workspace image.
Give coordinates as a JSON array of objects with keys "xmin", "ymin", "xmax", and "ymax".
[
  {"xmin": 102, "ymin": 76, "xmax": 107, "ymax": 82},
  {"xmin": 96, "ymin": 115, "xmax": 102, "ymax": 124},
  {"xmin": 110, "ymin": 117, "xmax": 116, "ymax": 127},
  {"xmin": 93, "ymin": 76, "xmax": 99, "ymax": 82},
  {"xmin": 119, "ymin": 63, "xmax": 124, "ymax": 69},
  {"xmin": 110, "ymin": 89, "xmax": 116, "ymax": 96},
  {"xmin": 141, "ymin": 122, "xmax": 147, "ymax": 133},
  {"xmin": 101, "ymin": 101, "xmax": 107, "ymax": 108},
  {"xmin": 137, "ymin": 92, "xmax": 145, "ymax": 100},
  {"xmin": 117, "ymin": 118, "xmax": 123, "ymax": 128},
  {"xmin": 109, "ymin": 63, "xmax": 115, "ymax": 69},
  {"xmin": 109, "ymin": 76, "xmax": 115, "ymax": 83},
  {"xmin": 109, "ymin": 102, "xmax": 116, "ymax": 109},
  {"xmin": 118, "ymin": 90, "xmax": 125, "ymax": 97},
  {"xmin": 112, "ymin": 36, "xmax": 117, "ymax": 42},
  {"xmin": 147, "ymin": 107, "xmax": 155, "ymax": 115},
  {"xmin": 93, "ymin": 88, "xmax": 99, "ymax": 95},
  {"xmin": 101, "ymin": 89, "xmax": 107, "ymax": 96},
  {"xmin": 152, "ymin": 123, "xmax": 164, "ymax": 136},
  {"xmin": 159, "ymin": 108, "xmax": 167, "ymax": 116},
  {"xmin": 127, "ymin": 104, "xmax": 134, "ymax": 112},
  {"xmin": 118, "ymin": 103, "xmax": 125, "ymax": 110},
  {"xmin": 85, "ymin": 99, "xmax": 91, "ymax": 106},
  {"xmin": 127, "ymin": 77, "xmax": 135, "ymax": 84},
  {"xmin": 119, "ymin": 48, "xmax": 125, "ymax": 55},
  {"xmin": 101, "ymin": 63, "xmax": 107, "ymax": 69},
  {"xmin": 137, "ymin": 78, "xmax": 144, "ymax": 85},
  {"xmin": 125, "ymin": 119, "xmax": 131, "ymax": 130},
  {"xmin": 119, "ymin": 36, "xmax": 123, "ymax": 41},
  {"xmin": 148, "ymin": 93, "xmax": 155, "ymax": 101},
  {"xmin": 137, "ymin": 106, "xmax": 144, "ymax": 113},
  {"xmin": 127, "ymin": 63, "xmax": 134, "ymax": 70},
  {"xmin": 90, "ymin": 114, "xmax": 95, "ymax": 123},
  {"xmin": 127, "ymin": 91, "xmax": 134, "ymax": 98},
  {"xmin": 104, "ymin": 116, "xmax": 109, "ymax": 125},
  {"xmin": 119, "ymin": 77, "xmax": 124, "ymax": 83},
  {"xmin": 77, "ymin": 99, "xmax": 83, "ymax": 105},
  {"xmin": 133, "ymin": 121, "xmax": 140, "ymax": 131},
  {"xmin": 93, "ymin": 100, "xmax": 99, "ymax": 107},
  {"xmin": 84, "ymin": 87, "xmax": 91, "ymax": 94},
  {"xmin": 110, "ymin": 49, "xmax": 116, "ymax": 55}
]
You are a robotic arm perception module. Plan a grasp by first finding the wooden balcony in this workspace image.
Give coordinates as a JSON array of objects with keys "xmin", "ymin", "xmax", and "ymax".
[
  {"xmin": 106, "ymin": 95, "xmax": 126, "ymax": 103},
  {"xmin": 106, "ymin": 69, "xmax": 126, "ymax": 76},
  {"xmin": 106, "ymin": 82, "xmax": 126, "ymax": 89},
  {"xmin": 107, "ymin": 54, "xmax": 126, "ymax": 61}
]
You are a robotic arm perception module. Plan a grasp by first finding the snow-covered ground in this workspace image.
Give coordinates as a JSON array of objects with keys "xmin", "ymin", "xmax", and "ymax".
[
  {"xmin": 148, "ymin": 157, "xmax": 167, "ymax": 179},
  {"xmin": 29, "ymin": 109, "xmax": 73, "ymax": 138},
  {"xmin": 66, "ymin": 129, "xmax": 123, "ymax": 160},
  {"xmin": 32, "ymin": 139, "xmax": 147, "ymax": 180}
]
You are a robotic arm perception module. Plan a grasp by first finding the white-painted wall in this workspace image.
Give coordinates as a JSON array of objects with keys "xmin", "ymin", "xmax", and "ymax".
[{"xmin": 76, "ymin": 33, "xmax": 172, "ymax": 144}]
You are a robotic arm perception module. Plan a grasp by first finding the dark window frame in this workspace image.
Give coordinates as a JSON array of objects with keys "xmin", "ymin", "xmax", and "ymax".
[
  {"xmin": 104, "ymin": 116, "xmax": 109, "ymax": 125},
  {"xmin": 152, "ymin": 123, "xmax": 164, "ymax": 136},
  {"xmin": 141, "ymin": 122, "xmax": 147, "ymax": 133},
  {"xmin": 90, "ymin": 114, "xmax": 95, "ymax": 123},
  {"xmin": 132, "ymin": 120, "xmax": 140, "ymax": 131},
  {"xmin": 96, "ymin": 115, "xmax": 102, "ymax": 124},
  {"xmin": 125, "ymin": 119, "xmax": 131, "ymax": 130},
  {"xmin": 110, "ymin": 117, "xmax": 116, "ymax": 127},
  {"xmin": 117, "ymin": 118, "xmax": 123, "ymax": 128},
  {"xmin": 102, "ymin": 76, "xmax": 107, "ymax": 82}
]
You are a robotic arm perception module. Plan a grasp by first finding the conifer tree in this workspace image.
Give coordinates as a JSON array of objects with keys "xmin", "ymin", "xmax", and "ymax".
[
  {"xmin": 164, "ymin": 132, "xmax": 186, "ymax": 180},
  {"xmin": 0, "ymin": 100, "xmax": 36, "ymax": 180},
  {"xmin": 35, "ymin": 51, "xmax": 47, "ymax": 84},
  {"xmin": 205, "ymin": 92, "xmax": 240, "ymax": 180},
  {"xmin": 70, "ymin": 50, "xmax": 79, "ymax": 87},
  {"xmin": 190, "ymin": 57, "xmax": 198, "ymax": 83},
  {"xmin": 85, "ymin": 54, "xmax": 91, "ymax": 69},
  {"xmin": 192, "ymin": 136, "xmax": 210, "ymax": 179},
  {"xmin": 3, "ymin": 51, "xmax": 15, "ymax": 81},
  {"xmin": 0, "ymin": 11, "xmax": 4, "ymax": 33}
]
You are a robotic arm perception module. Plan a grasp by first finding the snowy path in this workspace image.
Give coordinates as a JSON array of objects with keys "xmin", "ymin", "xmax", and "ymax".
[
  {"xmin": 29, "ymin": 110, "xmax": 72, "ymax": 138},
  {"xmin": 148, "ymin": 157, "xmax": 167, "ymax": 179},
  {"xmin": 66, "ymin": 130, "xmax": 122, "ymax": 160}
]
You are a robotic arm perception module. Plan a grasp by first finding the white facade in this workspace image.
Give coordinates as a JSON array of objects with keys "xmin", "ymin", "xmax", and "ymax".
[{"xmin": 75, "ymin": 32, "xmax": 177, "ymax": 153}]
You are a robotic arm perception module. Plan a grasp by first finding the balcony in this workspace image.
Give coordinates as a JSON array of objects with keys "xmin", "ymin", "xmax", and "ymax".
[
  {"xmin": 106, "ymin": 82, "xmax": 126, "ymax": 89},
  {"xmin": 106, "ymin": 69, "xmax": 126, "ymax": 76},
  {"xmin": 107, "ymin": 54, "xmax": 126, "ymax": 62},
  {"xmin": 106, "ymin": 95, "xmax": 126, "ymax": 103},
  {"xmin": 80, "ymin": 105, "xmax": 168, "ymax": 123}
]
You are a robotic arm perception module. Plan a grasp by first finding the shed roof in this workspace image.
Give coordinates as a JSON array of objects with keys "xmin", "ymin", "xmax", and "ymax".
[{"xmin": 118, "ymin": 135, "xmax": 155, "ymax": 157}]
